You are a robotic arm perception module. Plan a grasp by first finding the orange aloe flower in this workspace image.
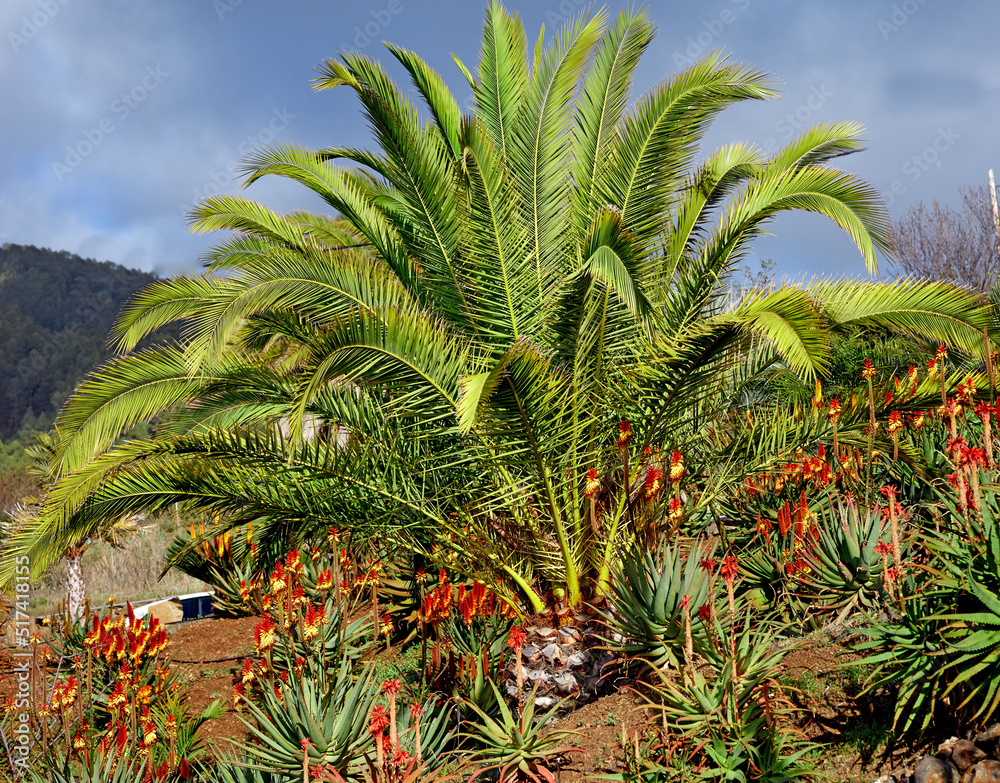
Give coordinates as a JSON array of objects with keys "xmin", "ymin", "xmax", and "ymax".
[{"xmin": 669, "ymin": 451, "xmax": 685, "ymax": 484}]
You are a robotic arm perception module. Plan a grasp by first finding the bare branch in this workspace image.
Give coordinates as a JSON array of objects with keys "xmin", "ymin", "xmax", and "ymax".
[{"xmin": 890, "ymin": 184, "xmax": 999, "ymax": 293}]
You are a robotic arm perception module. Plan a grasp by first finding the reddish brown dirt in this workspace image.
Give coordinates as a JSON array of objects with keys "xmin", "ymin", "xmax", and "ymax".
[
  {"xmin": 163, "ymin": 615, "xmax": 261, "ymax": 751},
  {"xmin": 780, "ymin": 642, "xmax": 940, "ymax": 782},
  {"xmin": 546, "ymin": 689, "xmax": 653, "ymax": 780}
]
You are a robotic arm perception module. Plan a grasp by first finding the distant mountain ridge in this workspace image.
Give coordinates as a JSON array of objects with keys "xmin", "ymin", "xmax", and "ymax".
[{"xmin": 0, "ymin": 243, "xmax": 159, "ymax": 442}]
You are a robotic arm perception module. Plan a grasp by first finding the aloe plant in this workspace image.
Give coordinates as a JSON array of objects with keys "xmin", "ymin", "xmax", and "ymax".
[
  {"xmin": 237, "ymin": 658, "xmax": 379, "ymax": 779},
  {"xmin": 30, "ymin": 748, "xmax": 152, "ymax": 783},
  {"xmin": 796, "ymin": 496, "xmax": 891, "ymax": 624},
  {"xmin": 642, "ymin": 621, "xmax": 819, "ymax": 782},
  {"xmin": 738, "ymin": 528, "xmax": 807, "ymax": 622},
  {"xmin": 270, "ymin": 603, "xmax": 373, "ymax": 676},
  {"xmin": 460, "ymin": 680, "xmax": 581, "ymax": 783},
  {"xmin": 205, "ymin": 758, "xmax": 289, "ymax": 783},
  {"xmin": 856, "ymin": 486, "xmax": 1000, "ymax": 733},
  {"xmin": 606, "ymin": 541, "xmax": 718, "ymax": 669},
  {"xmin": 854, "ymin": 589, "xmax": 950, "ymax": 735}
]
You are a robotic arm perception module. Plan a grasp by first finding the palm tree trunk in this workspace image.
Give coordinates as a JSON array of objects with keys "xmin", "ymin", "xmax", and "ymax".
[{"xmin": 65, "ymin": 546, "xmax": 85, "ymax": 624}]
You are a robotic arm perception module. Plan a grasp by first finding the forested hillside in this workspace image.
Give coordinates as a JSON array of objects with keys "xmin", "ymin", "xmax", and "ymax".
[{"xmin": 0, "ymin": 243, "xmax": 159, "ymax": 454}]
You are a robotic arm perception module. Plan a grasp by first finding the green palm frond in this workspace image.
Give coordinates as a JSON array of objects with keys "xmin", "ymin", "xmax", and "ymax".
[
  {"xmin": 767, "ymin": 120, "xmax": 867, "ymax": 169},
  {"xmin": 385, "ymin": 43, "xmax": 463, "ymax": 158},
  {"xmin": 600, "ymin": 54, "xmax": 777, "ymax": 248},
  {"xmin": 571, "ymin": 8, "xmax": 655, "ymax": 227},
  {"xmin": 727, "ymin": 287, "xmax": 828, "ymax": 379},
  {"xmin": 508, "ymin": 8, "xmax": 604, "ymax": 302},
  {"xmin": 470, "ymin": 1, "xmax": 529, "ymax": 156},
  {"xmin": 52, "ymin": 345, "xmax": 203, "ymax": 473},
  {"xmin": 812, "ymin": 277, "xmax": 989, "ymax": 353}
]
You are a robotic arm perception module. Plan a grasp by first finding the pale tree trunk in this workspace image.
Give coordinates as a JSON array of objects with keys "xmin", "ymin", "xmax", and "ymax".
[{"xmin": 65, "ymin": 546, "xmax": 86, "ymax": 624}]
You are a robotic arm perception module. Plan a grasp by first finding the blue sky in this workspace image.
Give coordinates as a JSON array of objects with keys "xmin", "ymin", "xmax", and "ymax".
[{"xmin": 1, "ymin": 0, "xmax": 997, "ymax": 281}]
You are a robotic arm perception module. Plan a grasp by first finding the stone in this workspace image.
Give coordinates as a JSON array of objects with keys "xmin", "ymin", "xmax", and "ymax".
[
  {"xmin": 937, "ymin": 738, "xmax": 961, "ymax": 757},
  {"xmin": 914, "ymin": 756, "xmax": 960, "ymax": 783},
  {"xmin": 974, "ymin": 724, "xmax": 1000, "ymax": 743},
  {"xmin": 521, "ymin": 644, "xmax": 541, "ymax": 664},
  {"xmin": 969, "ymin": 760, "xmax": 1000, "ymax": 783},
  {"xmin": 535, "ymin": 626, "xmax": 557, "ymax": 639},
  {"xmin": 534, "ymin": 695, "xmax": 557, "ymax": 709},
  {"xmin": 951, "ymin": 740, "xmax": 987, "ymax": 772}
]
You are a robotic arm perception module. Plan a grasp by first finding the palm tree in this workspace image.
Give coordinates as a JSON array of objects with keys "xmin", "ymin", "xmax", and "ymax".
[
  {"xmin": 1, "ymin": 3, "xmax": 988, "ymax": 611},
  {"xmin": 2, "ymin": 433, "xmax": 143, "ymax": 621}
]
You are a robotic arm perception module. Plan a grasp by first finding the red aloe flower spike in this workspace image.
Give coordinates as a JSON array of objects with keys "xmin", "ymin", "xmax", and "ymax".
[
  {"xmin": 507, "ymin": 626, "xmax": 527, "ymax": 651},
  {"xmin": 382, "ymin": 678, "xmax": 402, "ymax": 698},
  {"xmin": 508, "ymin": 626, "xmax": 528, "ymax": 716},
  {"xmin": 368, "ymin": 705, "xmax": 389, "ymax": 736},
  {"xmin": 719, "ymin": 556, "xmax": 739, "ymax": 584},
  {"xmin": 382, "ymin": 678, "xmax": 402, "ymax": 752},
  {"xmin": 668, "ymin": 497, "xmax": 683, "ymax": 530},
  {"xmin": 644, "ymin": 464, "xmax": 663, "ymax": 502},
  {"xmin": 115, "ymin": 723, "xmax": 128, "ymax": 758},
  {"xmin": 617, "ymin": 419, "xmax": 632, "ymax": 450},
  {"xmin": 315, "ymin": 568, "xmax": 333, "ymax": 591},
  {"xmin": 973, "ymin": 401, "xmax": 996, "ymax": 467}
]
